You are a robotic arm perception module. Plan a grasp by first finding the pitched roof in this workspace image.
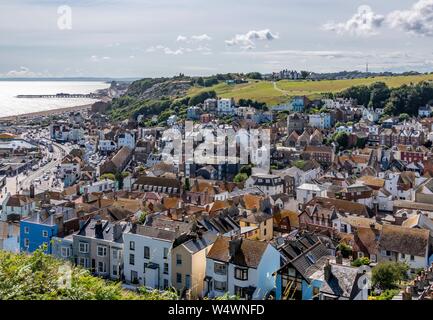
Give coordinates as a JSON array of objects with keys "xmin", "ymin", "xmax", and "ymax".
[
  {"xmin": 206, "ymin": 237, "xmax": 269, "ymax": 268},
  {"xmin": 304, "ymin": 197, "xmax": 370, "ymax": 218},
  {"xmin": 379, "ymin": 224, "xmax": 430, "ymax": 256},
  {"xmin": 5, "ymin": 195, "xmax": 34, "ymax": 207}
]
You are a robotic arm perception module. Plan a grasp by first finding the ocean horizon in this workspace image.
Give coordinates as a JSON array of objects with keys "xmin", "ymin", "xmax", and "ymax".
[{"xmin": 0, "ymin": 81, "xmax": 111, "ymax": 118}]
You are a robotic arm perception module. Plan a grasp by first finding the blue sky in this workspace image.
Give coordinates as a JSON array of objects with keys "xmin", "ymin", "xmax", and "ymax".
[{"xmin": 1, "ymin": 0, "xmax": 433, "ymax": 78}]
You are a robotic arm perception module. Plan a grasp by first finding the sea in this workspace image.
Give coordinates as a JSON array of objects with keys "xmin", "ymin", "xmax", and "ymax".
[{"xmin": 0, "ymin": 81, "xmax": 111, "ymax": 118}]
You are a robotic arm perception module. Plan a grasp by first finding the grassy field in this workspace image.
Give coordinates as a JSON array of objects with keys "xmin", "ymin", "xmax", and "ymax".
[{"xmin": 187, "ymin": 73, "xmax": 433, "ymax": 106}]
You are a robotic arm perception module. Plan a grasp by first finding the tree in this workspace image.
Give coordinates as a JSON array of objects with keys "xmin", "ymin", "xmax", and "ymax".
[
  {"xmin": 372, "ymin": 262, "xmax": 409, "ymax": 290},
  {"xmin": 184, "ymin": 178, "xmax": 191, "ymax": 191},
  {"xmin": 233, "ymin": 173, "xmax": 248, "ymax": 183},
  {"xmin": 246, "ymin": 72, "xmax": 262, "ymax": 80},
  {"xmin": 239, "ymin": 165, "xmax": 252, "ymax": 177},
  {"xmin": 368, "ymin": 82, "xmax": 390, "ymax": 109},
  {"xmin": 333, "ymin": 132, "xmax": 349, "ymax": 150},
  {"xmin": 196, "ymin": 77, "xmax": 204, "ymax": 87},
  {"xmin": 138, "ymin": 210, "xmax": 149, "ymax": 224},
  {"xmin": 300, "ymin": 70, "xmax": 310, "ymax": 79},
  {"xmin": 399, "ymin": 113, "xmax": 410, "ymax": 122},
  {"xmin": 189, "ymin": 90, "xmax": 216, "ymax": 106},
  {"xmin": 100, "ymin": 173, "xmax": 115, "ymax": 181},
  {"xmin": 115, "ymin": 171, "xmax": 124, "ymax": 190},
  {"xmin": 340, "ymin": 85, "xmax": 371, "ymax": 106}
]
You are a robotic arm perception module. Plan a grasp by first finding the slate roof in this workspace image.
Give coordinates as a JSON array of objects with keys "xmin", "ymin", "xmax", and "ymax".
[{"xmin": 207, "ymin": 236, "xmax": 268, "ymax": 268}]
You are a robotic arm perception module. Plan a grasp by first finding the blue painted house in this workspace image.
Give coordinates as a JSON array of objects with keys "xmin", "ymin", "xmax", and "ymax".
[
  {"xmin": 290, "ymin": 96, "xmax": 309, "ymax": 113},
  {"xmin": 20, "ymin": 214, "xmax": 59, "ymax": 254}
]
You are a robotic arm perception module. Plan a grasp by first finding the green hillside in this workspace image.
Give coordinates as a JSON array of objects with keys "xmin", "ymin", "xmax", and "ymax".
[{"xmin": 187, "ymin": 73, "xmax": 433, "ymax": 106}]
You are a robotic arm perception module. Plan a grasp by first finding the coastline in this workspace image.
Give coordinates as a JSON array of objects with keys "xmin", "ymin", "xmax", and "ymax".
[{"xmin": 0, "ymin": 102, "xmax": 95, "ymax": 121}]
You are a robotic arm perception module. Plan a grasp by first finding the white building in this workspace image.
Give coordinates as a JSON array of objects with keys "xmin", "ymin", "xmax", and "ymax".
[
  {"xmin": 245, "ymin": 174, "xmax": 284, "ymax": 196},
  {"xmin": 118, "ymin": 132, "xmax": 136, "ymax": 150},
  {"xmin": 0, "ymin": 194, "xmax": 36, "ymax": 221},
  {"xmin": 217, "ymin": 98, "xmax": 235, "ymax": 115},
  {"xmin": 308, "ymin": 113, "xmax": 331, "ymax": 129},
  {"xmin": 123, "ymin": 218, "xmax": 189, "ymax": 289},
  {"xmin": 98, "ymin": 140, "xmax": 117, "ymax": 153},
  {"xmin": 80, "ymin": 179, "xmax": 116, "ymax": 194},
  {"xmin": 205, "ymin": 237, "xmax": 280, "ymax": 299},
  {"xmin": 296, "ymin": 183, "xmax": 327, "ymax": 204}
]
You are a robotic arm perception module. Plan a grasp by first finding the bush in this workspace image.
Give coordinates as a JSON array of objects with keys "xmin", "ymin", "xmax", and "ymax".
[
  {"xmin": 372, "ymin": 262, "xmax": 409, "ymax": 290},
  {"xmin": 368, "ymin": 289, "xmax": 399, "ymax": 300},
  {"xmin": 0, "ymin": 249, "xmax": 177, "ymax": 300},
  {"xmin": 233, "ymin": 173, "xmax": 248, "ymax": 183},
  {"xmin": 337, "ymin": 242, "xmax": 352, "ymax": 258},
  {"xmin": 352, "ymin": 257, "xmax": 370, "ymax": 267}
]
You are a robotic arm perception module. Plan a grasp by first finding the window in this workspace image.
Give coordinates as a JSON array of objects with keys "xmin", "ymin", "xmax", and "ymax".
[
  {"xmin": 401, "ymin": 253, "xmax": 406, "ymax": 259},
  {"xmin": 163, "ymin": 263, "xmax": 169, "ymax": 275},
  {"xmin": 214, "ymin": 262, "xmax": 227, "ymax": 275},
  {"xmin": 163, "ymin": 279, "xmax": 169, "ymax": 289},
  {"xmin": 234, "ymin": 286, "xmax": 247, "ymax": 298},
  {"xmin": 61, "ymin": 246, "xmax": 71, "ymax": 258},
  {"xmin": 143, "ymin": 246, "xmax": 150, "ymax": 259},
  {"xmin": 24, "ymin": 238, "xmax": 29, "ymax": 248},
  {"xmin": 143, "ymin": 262, "xmax": 148, "ymax": 273},
  {"xmin": 214, "ymin": 280, "xmax": 227, "ymax": 292},
  {"xmin": 163, "ymin": 247, "xmax": 169, "ymax": 259},
  {"xmin": 410, "ymin": 255, "xmax": 415, "ymax": 261},
  {"xmin": 97, "ymin": 261, "xmax": 106, "ymax": 273},
  {"xmin": 129, "ymin": 241, "xmax": 135, "ymax": 251},
  {"xmin": 185, "ymin": 275, "xmax": 191, "ymax": 289},
  {"xmin": 112, "ymin": 248, "xmax": 119, "ymax": 260},
  {"xmin": 79, "ymin": 242, "xmax": 89, "ymax": 253},
  {"xmin": 78, "ymin": 257, "xmax": 88, "ymax": 268},
  {"xmin": 129, "ymin": 254, "xmax": 135, "ymax": 266},
  {"xmin": 357, "ymin": 252, "xmax": 364, "ymax": 259},
  {"xmin": 97, "ymin": 245, "xmax": 107, "ymax": 257},
  {"xmin": 131, "ymin": 271, "xmax": 138, "ymax": 284},
  {"xmin": 176, "ymin": 254, "xmax": 182, "ymax": 265},
  {"xmin": 176, "ymin": 273, "xmax": 182, "ymax": 284},
  {"xmin": 234, "ymin": 267, "xmax": 248, "ymax": 281},
  {"xmin": 42, "ymin": 230, "xmax": 48, "ymax": 238},
  {"xmin": 112, "ymin": 265, "xmax": 118, "ymax": 276},
  {"xmin": 24, "ymin": 226, "xmax": 29, "ymax": 234}
]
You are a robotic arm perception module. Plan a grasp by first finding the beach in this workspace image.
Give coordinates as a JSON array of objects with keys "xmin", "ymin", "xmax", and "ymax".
[{"xmin": 0, "ymin": 103, "xmax": 95, "ymax": 121}]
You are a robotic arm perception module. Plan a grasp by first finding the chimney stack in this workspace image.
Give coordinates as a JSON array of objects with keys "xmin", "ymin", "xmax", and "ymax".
[
  {"xmin": 324, "ymin": 259, "xmax": 332, "ymax": 282},
  {"xmin": 229, "ymin": 238, "xmax": 242, "ymax": 259},
  {"xmin": 95, "ymin": 219, "xmax": 104, "ymax": 239},
  {"xmin": 113, "ymin": 223, "xmax": 123, "ymax": 241}
]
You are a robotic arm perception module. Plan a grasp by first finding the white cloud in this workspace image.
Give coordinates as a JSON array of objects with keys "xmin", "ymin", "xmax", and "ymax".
[
  {"xmin": 146, "ymin": 44, "xmax": 212, "ymax": 56},
  {"xmin": 322, "ymin": 5, "xmax": 385, "ymax": 36},
  {"xmin": 176, "ymin": 34, "xmax": 212, "ymax": 43},
  {"xmin": 225, "ymin": 29, "xmax": 279, "ymax": 47},
  {"xmin": 90, "ymin": 55, "xmax": 111, "ymax": 62},
  {"xmin": 190, "ymin": 34, "xmax": 212, "ymax": 42},
  {"xmin": 4, "ymin": 66, "xmax": 40, "ymax": 77},
  {"xmin": 176, "ymin": 35, "xmax": 188, "ymax": 42},
  {"xmin": 164, "ymin": 47, "xmax": 184, "ymax": 55},
  {"xmin": 387, "ymin": 0, "xmax": 433, "ymax": 36}
]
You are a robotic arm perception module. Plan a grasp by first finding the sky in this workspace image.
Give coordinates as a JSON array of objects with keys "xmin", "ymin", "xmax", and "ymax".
[{"xmin": 1, "ymin": 0, "xmax": 433, "ymax": 78}]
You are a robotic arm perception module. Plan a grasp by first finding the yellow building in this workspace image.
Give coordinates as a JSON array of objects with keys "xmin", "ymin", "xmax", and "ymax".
[
  {"xmin": 239, "ymin": 210, "xmax": 273, "ymax": 241},
  {"xmin": 171, "ymin": 232, "xmax": 216, "ymax": 298}
]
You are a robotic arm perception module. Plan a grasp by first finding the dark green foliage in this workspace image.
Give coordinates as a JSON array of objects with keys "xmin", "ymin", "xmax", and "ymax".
[
  {"xmin": 372, "ymin": 262, "xmax": 409, "ymax": 290},
  {"xmin": 189, "ymin": 90, "xmax": 217, "ymax": 106}
]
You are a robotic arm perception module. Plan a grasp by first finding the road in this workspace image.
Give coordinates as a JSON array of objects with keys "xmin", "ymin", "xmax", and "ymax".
[{"xmin": 21, "ymin": 142, "xmax": 66, "ymax": 191}]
